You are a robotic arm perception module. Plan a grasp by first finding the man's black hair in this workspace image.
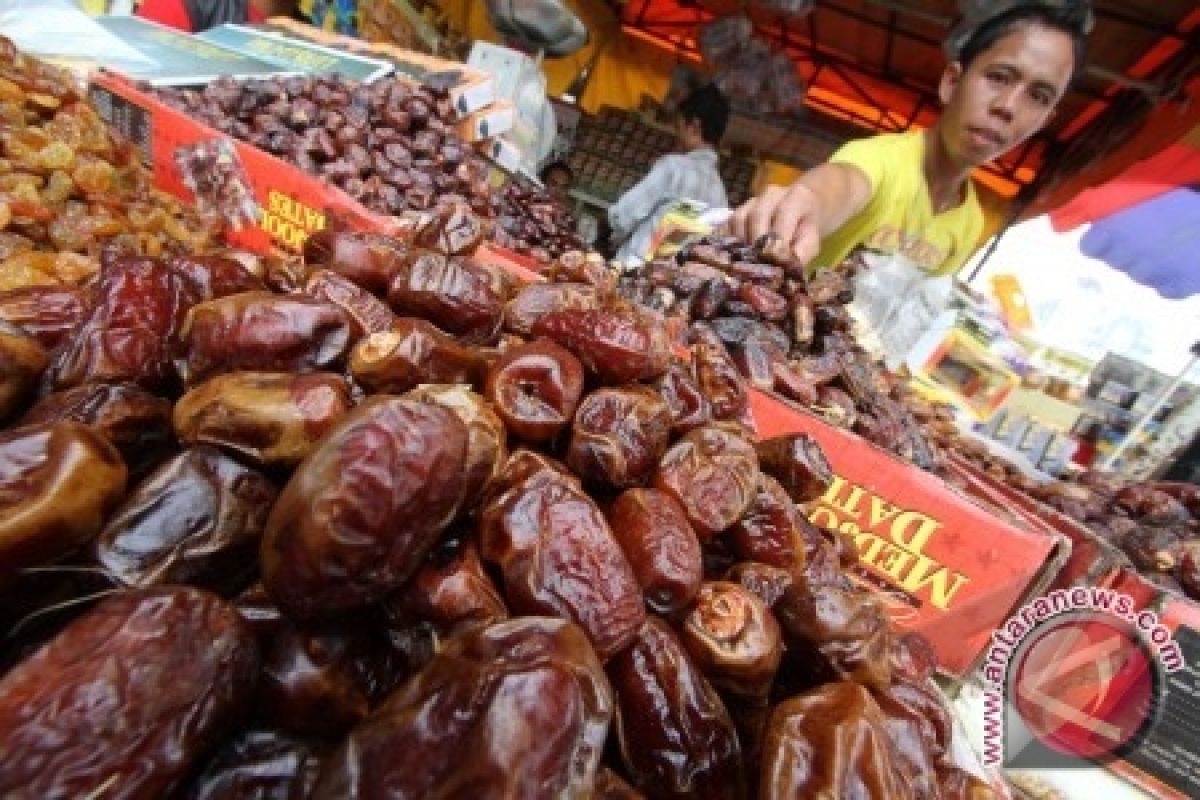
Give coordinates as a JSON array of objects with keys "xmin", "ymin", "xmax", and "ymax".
[
  {"xmin": 957, "ymin": 4, "xmax": 1089, "ymax": 85},
  {"xmin": 539, "ymin": 160, "xmax": 573, "ymax": 182},
  {"xmin": 678, "ymin": 84, "xmax": 731, "ymax": 146}
]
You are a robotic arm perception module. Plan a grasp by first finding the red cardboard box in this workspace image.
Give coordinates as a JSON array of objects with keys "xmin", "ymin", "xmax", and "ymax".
[{"xmin": 748, "ymin": 390, "xmax": 1069, "ymax": 677}]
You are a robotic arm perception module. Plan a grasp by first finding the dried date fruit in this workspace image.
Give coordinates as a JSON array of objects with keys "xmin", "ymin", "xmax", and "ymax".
[
  {"xmin": 20, "ymin": 382, "xmax": 173, "ymax": 480},
  {"xmin": 653, "ymin": 424, "xmax": 760, "ymax": 541},
  {"xmin": 173, "ymin": 371, "xmax": 353, "ymax": 469},
  {"xmin": 390, "ymin": 537, "xmax": 508, "ymax": 636},
  {"xmin": 817, "ymin": 384, "xmax": 858, "ymax": 429},
  {"xmin": 595, "ymin": 767, "xmax": 646, "ymax": 799},
  {"xmin": 403, "ymin": 384, "xmax": 506, "ymax": 510},
  {"xmin": 889, "ymin": 630, "xmax": 939, "ymax": 685},
  {"xmin": 1121, "ymin": 525, "xmax": 1185, "ymax": 573},
  {"xmin": 96, "ymin": 446, "xmax": 277, "ymax": 594},
  {"xmin": 727, "ymin": 561, "xmax": 796, "ymax": 609},
  {"xmin": 411, "ymin": 200, "xmax": 487, "ymax": 256},
  {"xmin": 184, "ymin": 729, "xmax": 327, "ymax": 800},
  {"xmin": 1179, "ymin": 542, "xmax": 1200, "ymax": 601},
  {"xmin": 655, "ymin": 364, "xmax": 712, "ymax": 434},
  {"xmin": 606, "ymin": 488, "xmax": 702, "ymax": 616},
  {"xmin": 533, "ymin": 307, "xmax": 672, "ymax": 385},
  {"xmin": 0, "ymin": 320, "xmax": 45, "ymax": 421},
  {"xmin": 682, "ymin": 581, "xmax": 782, "ymax": 701},
  {"xmin": 178, "ymin": 292, "xmax": 353, "ymax": 386},
  {"xmin": 737, "ymin": 283, "xmax": 788, "ymax": 321},
  {"xmin": 771, "ymin": 361, "xmax": 819, "ymax": 406},
  {"xmin": 690, "ymin": 324, "xmax": 749, "ymax": 420},
  {"xmin": 789, "ymin": 294, "xmax": 815, "ymax": 348},
  {"xmin": 387, "ymin": 252, "xmax": 504, "ymax": 345},
  {"xmin": 350, "ymin": 317, "xmax": 489, "ymax": 395},
  {"xmin": 774, "ymin": 580, "xmax": 893, "ymax": 691},
  {"xmin": 567, "ymin": 385, "xmax": 672, "ymax": 489},
  {"xmin": 479, "ymin": 452, "xmax": 644, "ymax": 660},
  {"xmin": 873, "ymin": 679, "xmax": 953, "ymax": 799},
  {"xmin": 759, "ymin": 682, "xmax": 908, "ymax": 800},
  {"xmin": 304, "ymin": 269, "xmax": 396, "ymax": 337},
  {"xmin": 754, "ymin": 432, "xmax": 834, "ymax": 503},
  {"xmin": 608, "ymin": 616, "xmax": 745, "ymax": 799},
  {"xmin": 503, "ymin": 281, "xmax": 598, "ymax": 337},
  {"xmin": 0, "ymin": 421, "xmax": 126, "ymax": 580},
  {"xmin": 726, "ymin": 476, "xmax": 811, "ymax": 580},
  {"xmin": 485, "ymin": 338, "xmax": 584, "ymax": 443},
  {"xmin": 0, "ymin": 587, "xmax": 259, "ymax": 800},
  {"xmin": 0, "ymin": 285, "xmax": 85, "ymax": 348},
  {"xmin": 312, "ymin": 617, "xmax": 612, "ymax": 799},
  {"xmin": 169, "ymin": 253, "xmax": 266, "ymax": 300},
  {"xmin": 262, "ymin": 396, "xmax": 468, "ymax": 619}
]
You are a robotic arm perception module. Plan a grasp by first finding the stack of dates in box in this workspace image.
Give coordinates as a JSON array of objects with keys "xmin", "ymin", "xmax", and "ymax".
[
  {"xmin": 0, "ymin": 131, "xmax": 992, "ymax": 797},
  {"xmin": 615, "ymin": 236, "xmax": 939, "ymax": 470},
  {"xmin": 153, "ymin": 74, "xmax": 496, "ymax": 219},
  {"xmin": 491, "ymin": 178, "xmax": 584, "ymax": 263}
]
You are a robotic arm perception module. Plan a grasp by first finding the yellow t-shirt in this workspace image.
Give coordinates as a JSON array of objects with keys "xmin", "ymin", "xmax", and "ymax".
[{"xmin": 812, "ymin": 130, "xmax": 984, "ymax": 277}]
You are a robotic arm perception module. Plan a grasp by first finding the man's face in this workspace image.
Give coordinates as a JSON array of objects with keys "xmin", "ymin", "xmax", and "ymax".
[{"xmin": 938, "ymin": 24, "xmax": 1075, "ymax": 167}]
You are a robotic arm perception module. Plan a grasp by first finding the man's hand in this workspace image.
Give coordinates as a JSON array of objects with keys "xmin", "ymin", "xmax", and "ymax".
[{"xmin": 727, "ymin": 182, "xmax": 822, "ymax": 266}]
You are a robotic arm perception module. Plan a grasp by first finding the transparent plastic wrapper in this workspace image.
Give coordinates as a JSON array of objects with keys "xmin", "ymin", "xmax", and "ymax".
[
  {"xmin": 698, "ymin": 15, "xmax": 753, "ymax": 64},
  {"xmin": 0, "ymin": 0, "xmax": 154, "ymax": 74},
  {"xmin": 848, "ymin": 250, "xmax": 954, "ymax": 370},
  {"xmin": 769, "ymin": 51, "xmax": 806, "ymax": 114}
]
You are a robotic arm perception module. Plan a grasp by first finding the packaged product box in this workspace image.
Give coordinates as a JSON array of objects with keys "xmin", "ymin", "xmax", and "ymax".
[{"xmin": 748, "ymin": 389, "xmax": 1070, "ymax": 678}]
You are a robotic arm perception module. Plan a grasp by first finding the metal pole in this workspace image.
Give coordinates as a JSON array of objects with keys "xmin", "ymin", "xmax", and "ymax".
[{"xmin": 1099, "ymin": 351, "xmax": 1200, "ymax": 471}]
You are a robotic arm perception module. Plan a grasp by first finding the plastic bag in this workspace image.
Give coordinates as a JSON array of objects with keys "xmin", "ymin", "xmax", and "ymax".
[
  {"xmin": 698, "ymin": 14, "xmax": 753, "ymax": 64},
  {"xmin": 849, "ymin": 250, "xmax": 954, "ymax": 369},
  {"xmin": 767, "ymin": 50, "xmax": 805, "ymax": 113},
  {"xmin": 0, "ymin": 0, "xmax": 155, "ymax": 73}
]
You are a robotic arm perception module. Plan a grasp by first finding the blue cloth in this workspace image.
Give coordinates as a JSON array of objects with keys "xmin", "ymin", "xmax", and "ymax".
[{"xmin": 1079, "ymin": 186, "xmax": 1200, "ymax": 300}]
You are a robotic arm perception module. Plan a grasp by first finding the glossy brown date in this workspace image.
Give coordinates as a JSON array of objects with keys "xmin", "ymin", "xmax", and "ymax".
[
  {"xmin": 653, "ymin": 424, "xmax": 760, "ymax": 541},
  {"xmin": 96, "ymin": 446, "xmax": 278, "ymax": 594},
  {"xmin": 173, "ymin": 371, "xmax": 353, "ymax": 469},
  {"xmin": 304, "ymin": 268, "xmax": 396, "ymax": 338},
  {"xmin": 737, "ymin": 283, "xmax": 788, "ymax": 321},
  {"xmin": 350, "ymin": 317, "xmax": 489, "ymax": 395},
  {"xmin": 21, "ymin": 382, "xmax": 174, "ymax": 480},
  {"xmin": 608, "ymin": 616, "xmax": 746, "ymax": 799},
  {"xmin": 727, "ymin": 561, "xmax": 796, "ymax": 609},
  {"xmin": 655, "ymin": 364, "xmax": 712, "ymax": 434},
  {"xmin": 759, "ymin": 682, "xmax": 908, "ymax": 800},
  {"xmin": 532, "ymin": 307, "xmax": 672, "ymax": 385},
  {"xmin": 889, "ymin": 630, "xmax": 939, "ymax": 685},
  {"xmin": 595, "ymin": 767, "xmax": 646, "ymax": 799},
  {"xmin": 726, "ymin": 477, "xmax": 810, "ymax": 576},
  {"xmin": 479, "ymin": 452, "xmax": 644, "ymax": 660},
  {"xmin": 0, "ymin": 587, "xmax": 260, "ymax": 800},
  {"xmin": 390, "ymin": 537, "xmax": 508, "ymax": 636},
  {"xmin": 262, "ymin": 396, "xmax": 468, "ymax": 619},
  {"xmin": 789, "ymin": 294, "xmax": 815, "ymax": 348},
  {"xmin": 183, "ymin": 729, "xmax": 327, "ymax": 800},
  {"xmin": 754, "ymin": 432, "xmax": 834, "ymax": 503},
  {"xmin": 606, "ymin": 488, "xmax": 702, "ymax": 616},
  {"xmin": 0, "ymin": 421, "xmax": 126, "ymax": 580},
  {"xmin": 405, "ymin": 384, "xmax": 507, "ymax": 508},
  {"xmin": 690, "ymin": 324, "xmax": 748, "ymax": 420},
  {"xmin": 0, "ymin": 320, "xmax": 45, "ymax": 421},
  {"xmin": 682, "ymin": 581, "xmax": 782, "ymax": 700},
  {"xmin": 387, "ymin": 252, "xmax": 504, "ymax": 344},
  {"xmin": 0, "ymin": 285, "xmax": 86, "ymax": 349},
  {"xmin": 873, "ymin": 679, "xmax": 953, "ymax": 799},
  {"xmin": 411, "ymin": 200, "xmax": 487, "ymax": 256},
  {"xmin": 312, "ymin": 617, "xmax": 612, "ymax": 800},
  {"xmin": 503, "ymin": 281, "xmax": 598, "ymax": 336},
  {"xmin": 568, "ymin": 385, "xmax": 672, "ymax": 489},
  {"xmin": 178, "ymin": 292, "xmax": 353, "ymax": 386},
  {"xmin": 485, "ymin": 338, "xmax": 584, "ymax": 443},
  {"xmin": 169, "ymin": 253, "xmax": 266, "ymax": 300},
  {"xmin": 302, "ymin": 228, "xmax": 408, "ymax": 294},
  {"xmin": 47, "ymin": 256, "xmax": 194, "ymax": 392}
]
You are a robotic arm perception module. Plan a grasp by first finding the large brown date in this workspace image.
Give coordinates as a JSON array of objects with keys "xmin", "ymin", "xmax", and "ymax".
[
  {"xmin": 504, "ymin": 281, "xmax": 598, "ymax": 336},
  {"xmin": 47, "ymin": 256, "xmax": 194, "ymax": 391},
  {"xmin": 0, "ymin": 320, "xmax": 46, "ymax": 421},
  {"xmin": 389, "ymin": 536, "xmax": 508, "ymax": 636},
  {"xmin": 178, "ymin": 292, "xmax": 354, "ymax": 386},
  {"xmin": 0, "ymin": 421, "xmax": 126, "ymax": 580},
  {"xmin": 350, "ymin": 317, "xmax": 489, "ymax": 395},
  {"xmin": 653, "ymin": 424, "xmax": 760, "ymax": 541},
  {"xmin": 0, "ymin": 587, "xmax": 260, "ymax": 800},
  {"xmin": 21, "ymin": 382, "xmax": 173, "ymax": 480},
  {"xmin": 606, "ymin": 488, "xmax": 702, "ymax": 616},
  {"xmin": 608, "ymin": 616, "xmax": 746, "ymax": 799},
  {"xmin": 302, "ymin": 228, "xmax": 408, "ymax": 295},
  {"xmin": 479, "ymin": 452, "xmax": 644, "ymax": 660},
  {"xmin": 0, "ymin": 285, "xmax": 86, "ymax": 349},
  {"xmin": 682, "ymin": 581, "xmax": 783, "ymax": 700},
  {"xmin": 411, "ymin": 200, "xmax": 488, "ymax": 257},
  {"xmin": 727, "ymin": 561, "xmax": 796, "ymax": 610},
  {"xmin": 655, "ymin": 364, "xmax": 712, "ymax": 434},
  {"xmin": 595, "ymin": 767, "xmax": 646, "ymax": 800},
  {"xmin": 754, "ymin": 432, "xmax": 834, "ymax": 503},
  {"xmin": 169, "ymin": 253, "xmax": 266, "ymax": 300},
  {"xmin": 568, "ymin": 385, "xmax": 672, "ymax": 489},
  {"xmin": 726, "ymin": 476, "xmax": 809, "ymax": 576},
  {"xmin": 183, "ymin": 729, "xmax": 327, "ymax": 800},
  {"xmin": 405, "ymin": 384, "xmax": 507, "ymax": 508},
  {"xmin": 759, "ymin": 682, "xmax": 910, "ymax": 800},
  {"xmin": 304, "ymin": 269, "xmax": 396, "ymax": 337},
  {"xmin": 485, "ymin": 338, "xmax": 584, "ymax": 443},
  {"xmin": 261, "ymin": 396, "xmax": 468, "ymax": 619},
  {"xmin": 532, "ymin": 307, "xmax": 672, "ymax": 384},
  {"xmin": 387, "ymin": 252, "xmax": 504, "ymax": 344},
  {"xmin": 690, "ymin": 324, "xmax": 748, "ymax": 420},
  {"xmin": 312, "ymin": 617, "xmax": 613, "ymax": 799},
  {"xmin": 96, "ymin": 446, "xmax": 278, "ymax": 594},
  {"xmin": 173, "ymin": 371, "xmax": 353, "ymax": 469},
  {"xmin": 873, "ymin": 679, "xmax": 954, "ymax": 798}
]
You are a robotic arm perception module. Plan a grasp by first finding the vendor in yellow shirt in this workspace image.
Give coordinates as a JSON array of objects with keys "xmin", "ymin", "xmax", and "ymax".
[{"xmin": 729, "ymin": 3, "xmax": 1088, "ymax": 277}]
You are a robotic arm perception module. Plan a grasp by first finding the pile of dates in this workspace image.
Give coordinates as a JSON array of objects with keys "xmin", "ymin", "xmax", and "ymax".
[
  {"xmin": 0, "ymin": 198, "xmax": 991, "ymax": 797},
  {"xmin": 0, "ymin": 36, "xmax": 221, "ymax": 292},
  {"xmin": 153, "ymin": 74, "xmax": 496, "ymax": 218},
  {"xmin": 491, "ymin": 178, "xmax": 584, "ymax": 262},
  {"xmin": 613, "ymin": 237, "xmax": 938, "ymax": 469}
]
